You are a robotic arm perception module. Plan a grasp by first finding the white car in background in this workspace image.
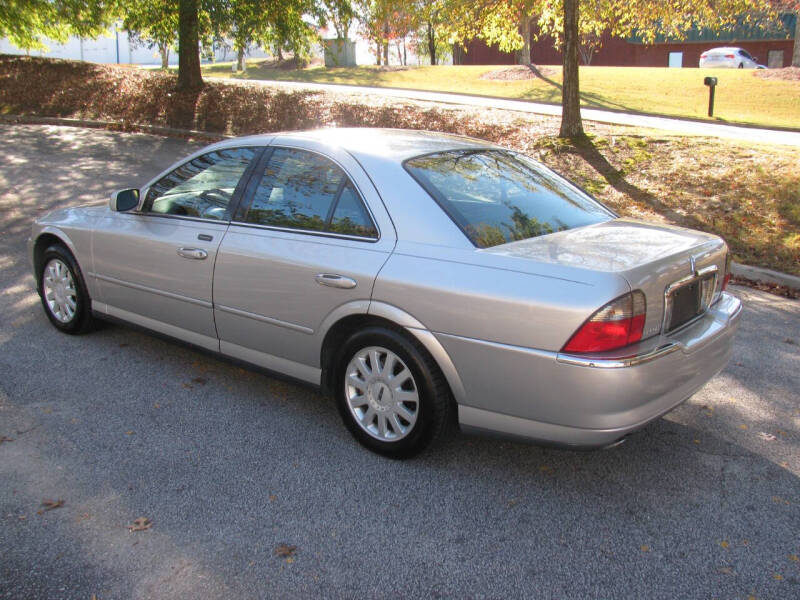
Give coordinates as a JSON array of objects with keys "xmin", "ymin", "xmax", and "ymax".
[{"xmin": 699, "ymin": 47, "xmax": 761, "ymax": 69}]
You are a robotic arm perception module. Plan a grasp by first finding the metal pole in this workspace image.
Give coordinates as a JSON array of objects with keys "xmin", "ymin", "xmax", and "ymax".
[
  {"xmin": 708, "ymin": 86, "xmax": 715, "ymax": 118},
  {"xmin": 115, "ymin": 29, "xmax": 120, "ymax": 64}
]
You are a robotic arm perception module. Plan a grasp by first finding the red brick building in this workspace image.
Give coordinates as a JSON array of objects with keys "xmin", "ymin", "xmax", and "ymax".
[{"xmin": 454, "ymin": 15, "xmax": 797, "ymax": 68}]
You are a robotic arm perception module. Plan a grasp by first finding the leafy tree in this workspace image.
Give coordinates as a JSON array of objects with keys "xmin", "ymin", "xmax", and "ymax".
[
  {"xmin": 320, "ymin": 0, "xmax": 355, "ymax": 39},
  {"xmin": 123, "ymin": 0, "xmax": 178, "ymax": 68},
  {"xmin": 0, "ymin": 0, "xmax": 117, "ymax": 51}
]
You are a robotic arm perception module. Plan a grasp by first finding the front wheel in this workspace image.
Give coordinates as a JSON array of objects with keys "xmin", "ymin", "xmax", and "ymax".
[
  {"xmin": 738, "ymin": 63, "xmax": 744, "ymax": 69},
  {"xmin": 334, "ymin": 327, "xmax": 451, "ymax": 458},
  {"xmin": 38, "ymin": 244, "xmax": 96, "ymax": 334}
]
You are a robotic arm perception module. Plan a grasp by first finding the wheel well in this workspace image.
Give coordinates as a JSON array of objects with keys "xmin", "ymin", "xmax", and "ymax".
[
  {"xmin": 33, "ymin": 233, "xmax": 68, "ymax": 284},
  {"xmin": 319, "ymin": 313, "xmax": 454, "ymax": 403}
]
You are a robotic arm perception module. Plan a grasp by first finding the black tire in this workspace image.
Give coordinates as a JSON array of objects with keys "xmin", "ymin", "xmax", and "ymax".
[
  {"xmin": 738, "ymin": 63, "xmax": 744, "ymax": 68},
  {"xmin": 334, "ymin": 326, "xmax": 452, "ymax": 458},
  {"xmin": 37, "ymin": 244, "xmax": 96, "ymax": 334}
]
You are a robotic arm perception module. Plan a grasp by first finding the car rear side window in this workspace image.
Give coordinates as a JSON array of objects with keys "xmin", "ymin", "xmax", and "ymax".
[
  {"xmin": 240, "ymin": 148, "xmax": 377, "ymax": 238},
  {"xmin": 405, "ymin": 149, "xmax": 613, "ymax": 248},
  {"xmin": 144, "ymin": 147, "xmax": 257, "ymax": 220}
]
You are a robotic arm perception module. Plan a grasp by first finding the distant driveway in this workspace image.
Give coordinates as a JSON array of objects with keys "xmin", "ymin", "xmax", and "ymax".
[
  {"xmin": 1, "ymin": 124, "xmax": 799, "ymax": 599},
  {"xmin": 230, "ymin": 78, "xmax": 800, "ymax": 147}
]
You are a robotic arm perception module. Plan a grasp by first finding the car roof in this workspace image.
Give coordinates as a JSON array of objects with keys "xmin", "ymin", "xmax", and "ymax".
[
  {"xmin": 215, "ymin": 128, "xmax": 498, "ymax": 163},
  {"xmin": 705, "ymin": 47, "xmax": 743, "ymax": 53}
]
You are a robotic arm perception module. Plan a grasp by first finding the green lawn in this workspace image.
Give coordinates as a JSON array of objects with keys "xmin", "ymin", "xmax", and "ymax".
[{"xmin": 199, "ymin": 60, "xmax": 800, "ymax": 130}]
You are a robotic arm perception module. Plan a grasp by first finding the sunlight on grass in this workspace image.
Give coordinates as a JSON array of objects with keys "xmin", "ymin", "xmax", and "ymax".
[{"xmin": 200, "ymin": 60, "xmax": 800, "ymax": 130}]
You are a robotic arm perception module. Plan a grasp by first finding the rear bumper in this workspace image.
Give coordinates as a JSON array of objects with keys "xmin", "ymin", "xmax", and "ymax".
[{"xmin": 445, "ymin": 292, "xmax": 742, "ymax": 448}]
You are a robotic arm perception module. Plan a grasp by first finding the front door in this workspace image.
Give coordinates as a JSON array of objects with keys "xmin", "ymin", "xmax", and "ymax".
[{"xmin": 92, "ymin": 146, "xmax": 262, "ymax": 350}]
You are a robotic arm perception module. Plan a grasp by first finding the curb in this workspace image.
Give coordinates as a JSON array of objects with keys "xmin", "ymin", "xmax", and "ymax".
[
  {"xmin": 0, "ymin": 114, "xmax": 230, "ymax": 141},
  {"xmin": 731, "ymin": 262, "xmax": 800, "ymax": 291},
  {"xmin": 2, "ymin": 115, "xmax": 798, "ymax": 292}
]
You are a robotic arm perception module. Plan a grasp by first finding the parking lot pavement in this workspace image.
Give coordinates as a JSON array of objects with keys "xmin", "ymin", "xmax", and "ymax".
[{"xmin": 1, "ymin": 124, "xmax": 798, "ymax": 600}]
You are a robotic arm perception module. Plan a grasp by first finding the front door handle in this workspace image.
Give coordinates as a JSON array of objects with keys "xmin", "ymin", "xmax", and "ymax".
[
  {"xmin": 315, "ymin": 273, "xmax": 357, "ymax": 289},
  {"xmin": 177, "ymin": 247, "xmax": 208, "ymax": 260}
]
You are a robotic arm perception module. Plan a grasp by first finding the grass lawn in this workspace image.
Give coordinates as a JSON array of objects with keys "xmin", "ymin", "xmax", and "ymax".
[{"xmin": 201, "ymin": 60, "xmax": 800, "ymax": 130}]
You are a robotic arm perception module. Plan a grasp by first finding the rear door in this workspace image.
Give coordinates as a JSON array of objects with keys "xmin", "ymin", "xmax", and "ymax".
[
  {"xmin": 92, "ymin": 145, "xmax": 265, "ymax": 350},
  {"xmin": 213, "ymin": 138, "xmax": 397, "ymax": 382}
]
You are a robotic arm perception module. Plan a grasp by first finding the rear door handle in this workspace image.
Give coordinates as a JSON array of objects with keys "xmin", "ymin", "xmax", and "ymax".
[
  {"xmin": 315, "ymin": 273, "xmax": 357, "ymax": 289},
  {"xmin": 177, "ymin": 247, "xmax": 208, "ymax": 260}
]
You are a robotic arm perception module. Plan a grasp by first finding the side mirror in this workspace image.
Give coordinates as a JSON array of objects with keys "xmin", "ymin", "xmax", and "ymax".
[{"xmin": 109, "ymin": 188, "xmax": 139, "ymax": 212}]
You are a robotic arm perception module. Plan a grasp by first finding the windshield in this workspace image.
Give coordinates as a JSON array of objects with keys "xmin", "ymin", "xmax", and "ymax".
[{"xmin": 405, "ymin": 149, "xmax": 614, "ymax": 248}]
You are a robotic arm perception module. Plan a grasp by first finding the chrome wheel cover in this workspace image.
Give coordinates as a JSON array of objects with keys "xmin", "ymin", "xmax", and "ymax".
[
  {"xmin": 345, "ymin": 346, "xmax": 420, "ymax": 442},
  {"xmin": 43, "ymin": 258, "xmax": 77, "ymax": 323}
]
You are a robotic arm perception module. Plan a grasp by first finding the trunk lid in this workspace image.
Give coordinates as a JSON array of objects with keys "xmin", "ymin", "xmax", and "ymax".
[{"xmin": 484, "ymin": 218, "xmax": 728, "ymax": 340}]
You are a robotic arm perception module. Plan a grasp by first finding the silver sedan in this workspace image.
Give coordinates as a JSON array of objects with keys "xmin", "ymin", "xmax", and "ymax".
[{"xmin": 29, "ymin": 128, "xmax": 741, "ymax": 457}]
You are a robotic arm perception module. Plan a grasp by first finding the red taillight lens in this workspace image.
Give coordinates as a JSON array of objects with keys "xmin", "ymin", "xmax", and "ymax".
[
  {"xmin": 700, "ymin": 53, "xmax": 707, "ymax": 59},
  {"xmin": 725, "ymin": 54, "xmax": 735, "ymax": 59},
  {"xmin": 562, "ymin": 291, "xmax": 647, "ymax": 354}
]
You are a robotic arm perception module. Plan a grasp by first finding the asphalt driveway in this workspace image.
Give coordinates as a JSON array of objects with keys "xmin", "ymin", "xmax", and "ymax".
[{"xmin": 1, "ymin": 124, "xmax": 798, "ymax": 599}]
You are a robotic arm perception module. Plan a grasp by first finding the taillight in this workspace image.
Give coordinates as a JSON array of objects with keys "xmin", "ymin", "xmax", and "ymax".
[
  {"xmin": 722, "ymin": 252, "xmax": 732, "ymax": 291},
  {"xmin": 562, "ymin": 291, "xmax": 647, "ymax": 354},
  {"xmin": 725, "ymin": 54, "xmax": 735, "ymax": 59},
  {"xmin": 700, "ymin": 53, "xmax": 707, "ymax": 59}
]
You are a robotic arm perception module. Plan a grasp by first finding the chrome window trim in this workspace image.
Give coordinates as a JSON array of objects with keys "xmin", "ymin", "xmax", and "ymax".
[
  {"xmin": 128, "ymin": 212, "xmax": 233, "ymax": 226},
  {"xmin": 239, "ymin": 144, "xmax": 381, "ymax": 241},
  {"xmin": 228, "ymin": 220, "xmax": 380, "ymax": 244},
  {"xmin": 662, "ymin": 264, "xmax": 718, "ymax": 334}
]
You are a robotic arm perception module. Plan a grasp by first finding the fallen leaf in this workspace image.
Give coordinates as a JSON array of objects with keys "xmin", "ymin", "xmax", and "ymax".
[
  {"xmin": 738, "ymin": 424, "xmax": 748, "ymax": 430},
  {"xmin": 0, "ymin": 436, "xmax": 14, "ymax": 444},
  {"xmin": 539, "ymin": 465, "xmax": 552, "ymax": 473},
  {"xmin": 719, "ymin": 540, "xmax": 730, "ymax": 549},
  {"xmin": 693, "ymin": 439, "xmax": 701, "ymax": 444},
  {"xmin": 718, "ymin": 566, "xmax": 734, "ymax": 575},
  {"xmin": 274, "ymin": 544, "xmax": 296, "ymax": 558},
  {"xmin": 773, "ymin": 574, "xmax": 783, "ymax": 581},
  {"xmin": 286, "ymin": 557, "xmax": 295, "ymax": 564},
  {"xmin": 640, "ymin": 545, "xmax": 650, "ymax": 552},
  {"xmin": 125, "ymin": 431, "xmax": 134, "ymax": 436},
  {"xmin": 789, "ymin": 554, "xmax": 799, "ymax": 562},
  {"xmin": 37, "ymin": 499, "xmax": 65, "ymax": 514},
  {"xmin": 268, "ymin": 495, "xmax": 277, "ymax": 502},
  {"xmin": 128, "ymin": 517, "xmax": 152, "ymax": 532},
  {"xmin": 758, "ymin": 432, "xmax": 777, "ymax": 441},
  {"xmin": 191, "ymin": 377, "xmax": 207, "ymax": 385}
]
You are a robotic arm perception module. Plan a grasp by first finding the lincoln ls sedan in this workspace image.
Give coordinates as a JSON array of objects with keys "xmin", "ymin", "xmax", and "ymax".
[{"xmin": 30, "ymin": 128, "xmax": 741, "ymax": 457}]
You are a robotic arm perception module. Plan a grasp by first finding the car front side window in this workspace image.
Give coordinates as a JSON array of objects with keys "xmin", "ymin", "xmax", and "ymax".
[
  {"xmin": 239, "ymin": 147, "xmax": 377, "ymax": 238},
  {"xmin": 143, "ymin": 147, "xmax": 258, "ymax": 221}
]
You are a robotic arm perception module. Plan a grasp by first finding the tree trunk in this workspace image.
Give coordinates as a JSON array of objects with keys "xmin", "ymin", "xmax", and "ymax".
[
  {"xmin": 160, "ymin": 43, "xmax": 169, "ymax": 69},
  {"xmin": 376, "ymin": 41, "xmax": 381, "ymax": 65},
  {"xmin": 177, "ymin": 0, "xmax": 203, "ymax": 90},
  {"xmin": 517, "ymin": 14, "xmax": 532, "ymax": 66},
  {"xmin": 427, "ymin": 22, "xmax": 436, "ymax": 66},
  {"xmin": 236, "ymin": 46, "xmax": 245, "ymax": 72},
  {"xmin": 383, "ymin": 22, "xmax": 389, "ymax": 64},
  {"xmin": 559, "ymin": 0, "xmax": 584, "ymax": 138},
  {"xmin": 403, "ymin": 37, "xmax": 407, "ymax": 66},
  {"xmin": 793, "ymin": 12, "xmax": 800, "ymax": 67}
]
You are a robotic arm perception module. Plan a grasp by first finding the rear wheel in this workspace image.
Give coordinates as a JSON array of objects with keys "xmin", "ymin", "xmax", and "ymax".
[
  {"xmin": 38, "ymin": 244, "xmax": 96, "ymax": 334},
  {"xmin": 738, "ymin": 63, "xmax": 744, "ymax": 68},
  {"xmin": 334, "ymin": 327, "xmax": 451, "ymax": 458}
]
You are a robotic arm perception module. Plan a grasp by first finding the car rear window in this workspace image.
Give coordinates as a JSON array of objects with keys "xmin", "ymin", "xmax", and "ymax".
[{"xmin": 405, "ymin": 149, "xmax": 614, "ymax": 248}]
